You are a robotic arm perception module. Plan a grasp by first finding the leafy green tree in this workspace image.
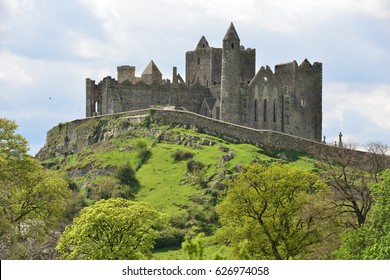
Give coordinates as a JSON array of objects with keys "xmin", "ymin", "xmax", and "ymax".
[
  {"xmin": 56, "ymin": 198, "xmax": 166, "ymax": 259},
  {"xmin": 182, "ymin": 232, "xmax": 205, "ymax": 260},
  {"xmin": 336, "ymin": 169, "xmax": 390, "ymax": 259},
  {"xmin": 217, "ymin": 163, "xmax": 329, "ymax": 260},
  {"xmin": 0, "ymin": 118, "xmax": 70, "ymax": 259}
]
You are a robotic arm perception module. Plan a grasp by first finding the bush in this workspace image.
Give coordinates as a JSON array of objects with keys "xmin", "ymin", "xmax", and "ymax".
[
  {"xmin": 172, "ymin": 149, "xmax": 194, "ymax": 161},
  {"xmin": 115, "ymin": 164, "xmax": 137, "ymax": 186},
  {"xmin": 154, "ymin": 227, "xmax": 185, "ymax": 249},
  {"xmin": 169, "ymin": 212, "xmax": 189, "ymax": 229},
  {"xmin": 135, "ymin": 140, "xmax": 149, "ymax": 161},
  {"xmin": 187, "ymin": 159, "xmax": 204, "ymax": 173}
]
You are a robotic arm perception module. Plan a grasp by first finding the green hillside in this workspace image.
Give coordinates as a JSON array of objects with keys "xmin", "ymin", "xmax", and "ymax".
[{"xmin": 41, "ymin": 119, "xmax": 318, "ymax": 259}]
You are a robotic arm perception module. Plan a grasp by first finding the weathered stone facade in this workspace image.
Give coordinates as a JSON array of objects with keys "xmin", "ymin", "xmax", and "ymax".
[{"xmin": 86, "ymin": 23, "xmax": 322, "ymax": 141}]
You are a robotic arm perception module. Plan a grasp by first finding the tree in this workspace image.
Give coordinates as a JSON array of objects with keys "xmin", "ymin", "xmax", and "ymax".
[
  {"xmin": 182, "ymin": 233, "xmax": 205, "ymax": 260},
  {"xmin": 365, "ymin": 142, "xmax": 390, "ymax": 183},
  {"xmin": 217, "ymin": 163, "xmax": 329, "ymax": 260},
  {"xmin": 312, "ymin": 144, "xmax": 374, "ymax": 228},
  {"xmin": 56, "ymin": 198, "xmax": 166, "ymax": 260},
  {"xmin": 336, "ymin": 169, "xmax": 390, "ymax": 259},
  {"xmin": 0, "ymin": 118, "xmax": 71, "ymax": 259}
]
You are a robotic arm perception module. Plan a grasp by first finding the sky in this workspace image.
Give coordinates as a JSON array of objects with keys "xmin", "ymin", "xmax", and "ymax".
[{"xmin": 1, "ymin": 0, "xmax": 390, "ymax": 155}]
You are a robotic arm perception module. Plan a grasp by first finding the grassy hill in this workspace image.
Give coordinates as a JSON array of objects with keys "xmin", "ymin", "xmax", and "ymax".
[{"xmin": 39, "ymin": 116, "xmax": 319, "ymax": 259}]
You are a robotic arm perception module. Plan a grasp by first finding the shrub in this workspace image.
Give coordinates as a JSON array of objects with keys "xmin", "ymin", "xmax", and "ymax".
[
  {"xmin": 187, "ymin": 159, "xmax": 204, "ymax": 173},
  {"xmin": 169, "ymin": 212, "xmax": 189, "ymax": 229},
  {"xmin": 135, "ymin": 140, "xmax": 149, "ymax": 161},
  {"xmin": 172, "ymin": 149, "xmax": 194, "ymax": 161},
  {"xmin": 115, "ymin": 164, "xmax": 137, "ymax": 186},
  {"xmin": 154, "ymin": 228, "xmax": 185, "ymax": 249}
]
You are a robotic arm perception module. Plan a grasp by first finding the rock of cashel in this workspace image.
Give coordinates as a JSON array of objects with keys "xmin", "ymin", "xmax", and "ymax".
[{"xmin": 86, "ymin": 23, "xmax": 322, "ymax": 142}]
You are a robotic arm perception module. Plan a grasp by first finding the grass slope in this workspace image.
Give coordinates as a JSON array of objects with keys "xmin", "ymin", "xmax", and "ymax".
[{"xmin": 42, "ymin": 122, "xmax": 317, "ymax": 259}]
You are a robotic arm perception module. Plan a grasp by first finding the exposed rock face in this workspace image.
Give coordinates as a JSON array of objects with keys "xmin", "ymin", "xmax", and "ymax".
[{"xmin": 36, "ymin": 111, "xmax": 151, "ymax": 161}]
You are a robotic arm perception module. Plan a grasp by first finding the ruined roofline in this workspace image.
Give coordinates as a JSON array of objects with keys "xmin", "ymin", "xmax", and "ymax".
[
  {"xmin": 90, "ymin": 74, "xmax": 208, "ymax": 91},
  {"xmin": 90, "ymin": 60, "xmax": 189, "ymax": 86},
  {"xmin": 248, "ymin": 65, "xmax": 274, "ymax": 87},
  {"xmin": 275, "ymin": 59, "xmax": 322, "ymax": 69}
]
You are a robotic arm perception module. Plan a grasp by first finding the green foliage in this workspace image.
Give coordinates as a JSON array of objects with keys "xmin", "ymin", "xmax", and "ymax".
[
  {"xmin": 187, "ymin": 159, "xmax": 204, "ymax": 173},
  {"xmin": 115, "ymin": 164, "xmax": 139, "ymax": 190},
  {"xmin": 142, "ymin": 116, "xmax": 152, "ymax": 128},
  {"xmin": 217, "ymin": 163, "xmax": 329, "ymax": 260},
  {"xmin": 135, "ymin": 140, "xmax": 149, "ymax": 161},
  {"xmin": 336, "ymin": 169, "xmax": 390, "ymax": 259},
  {"xmin": 149, "ymin": 108, "xmax": 157, "ymax": 117},
  {"xmin": 154, "ymin": 227, "xmax": 185, "ymax": 249},
  {"xmin": 88, "ymin": 177, "xmax": 135, "ymax": 200},
  {"xmin": 172, "ymin": 149, "xmax": 194, "ymax": 161},
  {"xmin": 182, "ymin": 233, "xmax": 205, "ymax": 260},
  {"xmin": 0, "ymin": 118, "xmax": 71, "ymax": 259},
  {"xmin": 56, "ymin": 198, "xmax": 167, "ymax": 260}
]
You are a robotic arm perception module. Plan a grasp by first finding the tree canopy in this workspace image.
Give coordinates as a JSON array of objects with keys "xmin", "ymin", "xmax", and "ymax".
[
  {"xmin": 56, "ymin": 198, "xmax": 166, "ymax": 260},
  {"xmin": 0, "ymin": 118, "xmax": 70, "ymax": 259},
  {"xmin": 336, "ymin": 169, "xmax": 390, "ymax": 259},
  {"xmin": 217, "ymin": 163, "xmax": 329, "ymax": 260}
]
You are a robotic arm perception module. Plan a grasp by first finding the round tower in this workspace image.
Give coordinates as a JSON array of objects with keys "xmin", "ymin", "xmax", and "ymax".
[{"xmin": 220, "ymin": 22, "xmax": 241, "ymax": 124}]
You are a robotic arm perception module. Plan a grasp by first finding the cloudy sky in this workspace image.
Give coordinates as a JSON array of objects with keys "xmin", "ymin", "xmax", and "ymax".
[{"xmin": 1, "ymin": 0, "xmax": 389, "ymax": 154}]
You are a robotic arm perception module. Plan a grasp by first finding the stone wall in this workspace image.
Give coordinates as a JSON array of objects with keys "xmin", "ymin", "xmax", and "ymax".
[
  {"xmin": 152, "ymin": 110, "xmax": 379, "ymax": 167},
  {"xmin": 38, "ymin": 109, "xmax": 379, "ymax": 169},
  {"xmin": 86, "ymin": 76, "xmax": 213, "ymax": 117}
]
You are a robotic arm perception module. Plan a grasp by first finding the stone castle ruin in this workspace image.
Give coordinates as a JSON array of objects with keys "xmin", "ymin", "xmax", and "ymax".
[{"xmin": 86, "ymin": 23, "xmax": 322, "ymax": 141}]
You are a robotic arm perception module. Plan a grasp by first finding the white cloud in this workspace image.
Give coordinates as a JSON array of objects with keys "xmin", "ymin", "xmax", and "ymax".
[
  {"xmin": 63, "ymin": 29, "xmax": 107, "ymax": 59},
  {"xmin": 324, "ymin": 82, "xmax": 390, "ymax": 144},
  {"xmin": 354, "ymin": 0, "xmax": 390, "ymax": 19},
  {"xmin": 0, "ymin": 52, "xmax": 34, "ymax": 88},
  {"xmin": 2, "ymin": 0, "xmax": 34, "ymax": 14}
]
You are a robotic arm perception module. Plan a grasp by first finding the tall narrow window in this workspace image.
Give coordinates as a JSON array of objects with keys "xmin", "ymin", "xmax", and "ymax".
[
  {"xmin": 95, "ymin": 101, "xmax": 99, "ymax": 114},
  {"xmin": 254, "ymin": 99, "xmax": 258, "ymax": 122},
  {"xmin": 203, "ymin": 107, "xmax": 208, "ymax": 116},
  {"xmin": 197, "ymin": 58, "xmax": 200, "ymax": 65},
  {"xmin": 263, "ymin": 99, "xmax": 267, "ymax": 122},
  {"xmin": 273, "ymin": 99, "xmax": 276, "ymax": 122}
]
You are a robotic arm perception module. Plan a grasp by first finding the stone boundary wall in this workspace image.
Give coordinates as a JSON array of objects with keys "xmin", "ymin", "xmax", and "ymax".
[
  {"xmin": 38, "ymin": 109, "xmax": 386, "ymax": 168},
  {"xmin": 151, "ymin": 109, "xmax": 366, "ymax": 158},
  {"xmin": 102, "ymin": 108, "xmax": 371, "ymax": 164}
]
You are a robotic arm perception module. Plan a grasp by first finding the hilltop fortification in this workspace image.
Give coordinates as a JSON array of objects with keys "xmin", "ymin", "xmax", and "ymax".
[{"xmin": 86, "ymin": 23, "xmax": 322, "ymax": 141}]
